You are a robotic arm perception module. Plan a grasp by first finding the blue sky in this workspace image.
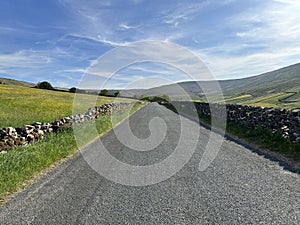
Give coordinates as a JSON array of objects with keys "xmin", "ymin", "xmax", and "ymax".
[{"xmin": 0, "ymin": 0, "xmax": 300, "ymax": 89}]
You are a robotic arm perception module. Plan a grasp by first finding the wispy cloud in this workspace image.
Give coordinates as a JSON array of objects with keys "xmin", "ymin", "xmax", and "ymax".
[
  {"xmin": 231, "ymin": 0, "xmax": 300, "ymax": 44},
  {"xmin": 119, "ymin": 23, "xmax": 137, "ymax": 30},
  {"xmin": 0, "ymin": 50, "xmax": 52, "ymax": 68},
  {"xmin": 59, "ymin": 68, "xmax": 87, "ymax": 74},
  {"xmin": 161, "ymin": 1, "xmax": 210, "ymax": 27},
  {"xmin": 1, "ymin": 0, "xmax": 300, "ymax": 88},
  {"xmin": 196, "ymin": 0, "xmax": 300, "ymax": 79}
]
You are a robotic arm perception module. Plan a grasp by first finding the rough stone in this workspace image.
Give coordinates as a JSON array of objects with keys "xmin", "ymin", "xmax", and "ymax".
[
  {"xmin": 0, "ymin": 102, "xmax": 135, "ymax": 152},
  {"xmin": 172, "ymin": 101, "xmax": 300, "ymax": 143}
]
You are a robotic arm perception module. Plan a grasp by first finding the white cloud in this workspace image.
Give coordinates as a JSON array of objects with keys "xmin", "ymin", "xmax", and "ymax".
[
  {"xmin": 0, "ymin": 26, "xmax": 18, "ymax": 33},
  {"xmin": 3, "ymin": 0, "xmax": 300, "ymax": 89},
  {"xmin": 78, "ymin": 41, "xmax": 216, "ymax": 86},
  {"xmin": 119, "ymin": 23, "xmax": 137, "ymax": 30},
  {"xmin": 0, "ymin": 50, "xmax": 52, "ymax": 69},
  {"xmin": 232, "ymin": 0, "xmax": 300, "ymax": 45},
  {"xmin": 198, "ymin": 46, "xmax": 300, "ymax": 79},
  {"xmin": 192, "ymin": 0, "xmax": 300, "ymax": 79},
  {"xmin": 58, "ymin": 68, "xmax": 87, "ymax": 74},
  {"xmin": 63, "ymin": 33, "xmax": 129, "ymax": 47},
  {"xmin": 161, "ymin": 1, "xmax": 210, "ymax": 27},
  {"xmin": 96, "ymin": 36, "xmax": 129, "ymax": 47}
]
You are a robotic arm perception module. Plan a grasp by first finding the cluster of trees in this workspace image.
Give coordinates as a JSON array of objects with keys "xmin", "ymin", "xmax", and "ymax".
[
  {"xmin": 35, "ymin": 82, "xmax": 120, "ymax": 97},
  {"xmin": 99, "ymin": 89, "xmax": 120, "ymax": 97}
]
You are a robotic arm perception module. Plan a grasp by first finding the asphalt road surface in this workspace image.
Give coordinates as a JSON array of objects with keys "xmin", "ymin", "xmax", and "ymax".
[{"xmin": 1, "ymin": 103, "xmax": 300, "ymax": 224}]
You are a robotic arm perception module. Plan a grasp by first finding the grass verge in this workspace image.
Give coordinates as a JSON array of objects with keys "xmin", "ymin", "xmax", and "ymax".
[
  {"xmin": 195, "ymin": 113, "xmax": 300, "ymax": 160},
  {"xmin": 0, "ymin": 102, "xmax": 146, "ymax": 205},
  {"xmin": 226, "ymin": 122, "xmax": 300, "ymax": 160}
]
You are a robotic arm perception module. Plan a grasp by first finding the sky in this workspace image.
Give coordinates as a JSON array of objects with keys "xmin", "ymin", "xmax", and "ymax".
[{"xmin": 0, "ymin": 0, "xmax": 300, "ymax": 89}]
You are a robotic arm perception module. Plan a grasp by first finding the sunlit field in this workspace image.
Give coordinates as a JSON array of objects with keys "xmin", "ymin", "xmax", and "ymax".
[
  {"xmin": 226, "ymin": 92, "xmax": 300, "ymax": 109},
  {"xmin": 0, "ymin": 84, "xmax": 145, "ymax": 203},
  {"xmin": 0, "ymin": 84, "xmax": 134, "ymax": 128}
]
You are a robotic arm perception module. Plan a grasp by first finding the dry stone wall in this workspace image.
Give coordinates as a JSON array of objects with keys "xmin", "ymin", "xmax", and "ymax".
[
  {"xmin": 172, "ymin": 101, "xmax": 300, "ymax": 142},
  {"xmin": 0, "ymin": 102, "xmax": 134, "ymax": 152}
]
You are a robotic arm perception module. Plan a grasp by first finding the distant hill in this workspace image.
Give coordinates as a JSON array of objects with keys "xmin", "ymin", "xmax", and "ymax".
[
  {"xmin": 0, "ymin": 77, "xmax": 35, "ymax": 87},
  {"xmin": 118, "ymin": 62, "xmax": 300, "ymax": 108},
  {"xmin": 138, "ymin": 63, "xmax": 300, "ymax": 98},
  {"xmin": 0, "ymin": 77, "xmax": 71, "ymax": 92},
  {"xmin": 217, "ymin": 62, "xmax": 300, "ymax": 96}
]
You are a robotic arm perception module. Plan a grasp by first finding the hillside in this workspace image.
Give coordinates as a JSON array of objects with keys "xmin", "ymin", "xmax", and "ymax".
[
  {"xmin": 2, "ymin": 62, "xmax": 300, "ymax": 109},
  {"xmin": 0, "ymin": 77, "xmax": 35, "ymax": 87},
  {"xmin": 219, "ymin": 63, "xmax": 300, "ymax": 96},
  {"xmin": 120, "ymin": 63, "xmax": 300, "ymax": 109},
  {"xmin": 146, "ymin": 63, "xmax": 300, "ymax": 97}
]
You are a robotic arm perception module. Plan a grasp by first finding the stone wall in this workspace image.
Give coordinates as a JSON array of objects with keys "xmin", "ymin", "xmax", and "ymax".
[
  {"xmin": 172, "ymin": 101, "xmax": 300, "ymax": 142},
  {"xmin": 0, "ymin": 102, "xmax": 135, "ymax": 152}
]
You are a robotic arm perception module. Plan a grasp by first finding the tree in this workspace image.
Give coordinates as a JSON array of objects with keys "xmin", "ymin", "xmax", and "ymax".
[
  {"xmin": 114, "ymin": 91, "xmax": 120, "ymax": 97},
  {"xmin": 70, "ymin": 87, "xmax": 77, "ymax": 93},
  {"xmin": 100, "ymin": 89, "xmax": 109, "ymax": 96},
  {"xmin": 36, "ymin": 81, "xmax": 54, "ymax": 90}
]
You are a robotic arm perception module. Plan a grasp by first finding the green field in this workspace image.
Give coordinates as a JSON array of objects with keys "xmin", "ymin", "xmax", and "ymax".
[
  {"xmin": 0, "ymin": 84, "xmax": 134, "ymax": 128},
  {"xmin": 224, "ymin": 92, "xmax": 300, "ymax": 109},
  {"xmin": 0, "ymin": 83, "xmax": 145, "ymax": 204}
]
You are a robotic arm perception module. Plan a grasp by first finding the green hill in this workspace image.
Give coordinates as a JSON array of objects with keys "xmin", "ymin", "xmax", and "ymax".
[
  {"xmin": 2, "ymin": 62, "xmax": 300, "ymax": 109},
  {"xmin": 0, "ymin": 77, "xmax": 35, "ymax": 87},
  {"xmin": 120, "ymin": 62, "xmax": 300, "ymax": 109}
]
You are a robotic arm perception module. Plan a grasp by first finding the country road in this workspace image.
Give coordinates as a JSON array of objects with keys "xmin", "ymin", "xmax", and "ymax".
[{"xmin": 1, "ymin": 103, "xmax": 300, "ymax": 224}]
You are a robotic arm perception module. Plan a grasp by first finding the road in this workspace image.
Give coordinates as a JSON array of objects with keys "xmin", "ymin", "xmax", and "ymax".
[{"xmin": 1, "ymin": 103, "xmax": 300, "ymax": 224}]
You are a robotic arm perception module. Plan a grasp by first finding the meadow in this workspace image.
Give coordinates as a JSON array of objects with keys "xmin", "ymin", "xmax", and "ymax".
[
  {"xmin": 0, "ymin": 84, "xmax": 134, "ymax": 128},
  {"xmin": 0, "ymin": 84, "xmax": 145, "ymax": 204}
]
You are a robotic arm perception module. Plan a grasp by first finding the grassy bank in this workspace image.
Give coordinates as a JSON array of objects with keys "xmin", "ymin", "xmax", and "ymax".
[
  {"xmin": 0, "ymin": 84, "xmax": 134, "ymax": 128},
  {"xmin": 0, "ymin": 100, "xmax": 145, "ymax": 205},
  {"xmin": 195, "ymin": 113, "xmax": 300, "ymax": 161},
  {"xmin": 226, "ymin": 122, "xmax": 300, "ymax": 160},
  {"xmin": 162, "ymin": 101, "xmax": 300, "ymax": 162}
]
